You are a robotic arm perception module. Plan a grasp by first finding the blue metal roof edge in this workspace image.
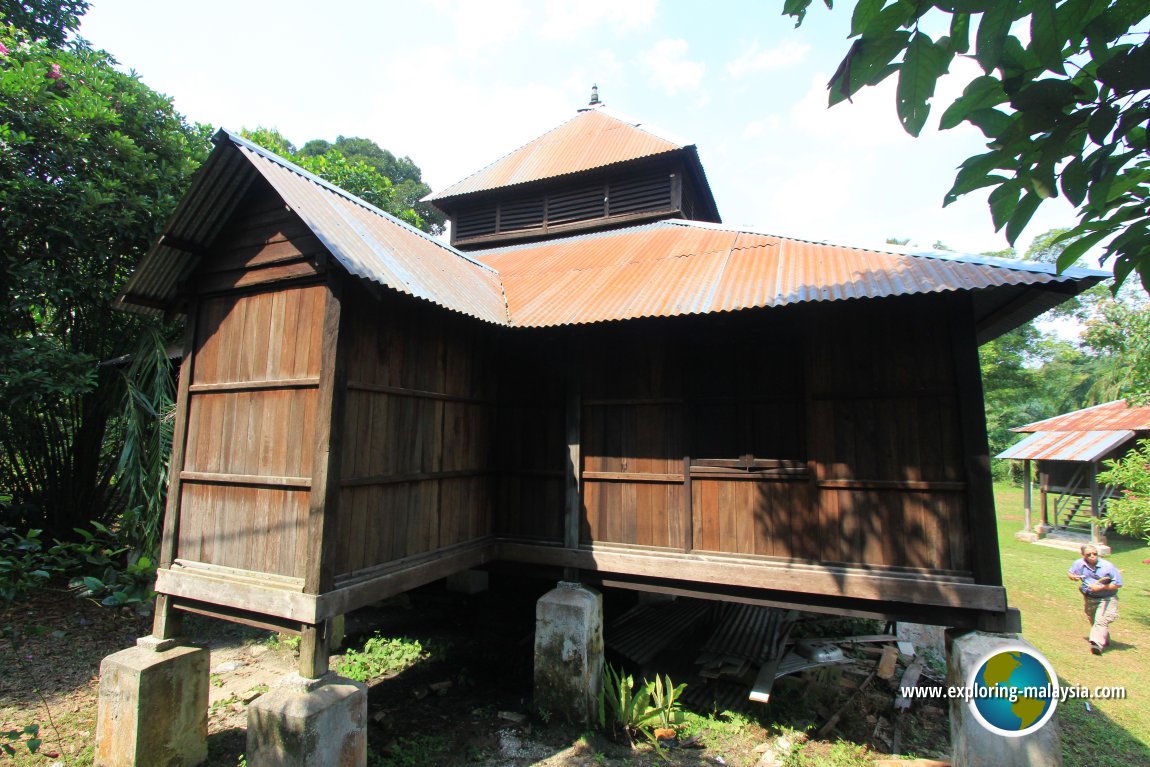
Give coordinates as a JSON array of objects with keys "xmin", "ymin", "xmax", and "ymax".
[{"xmin": 217, "ymin": 129, "xmax": 500, "ymax": 276}]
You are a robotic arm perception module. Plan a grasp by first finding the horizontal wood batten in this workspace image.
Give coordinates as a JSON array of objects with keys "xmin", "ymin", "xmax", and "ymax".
[
  {"xmin": 318, "ymin": 538, "xmax": 497, "ymax": 620},
  {"xmin": 189, "ymin": 377, "xmax": 320, "ymax": 393},
  {"xmin": 180, "ymin": 471, "xmax": 312, "ymax": 488},
  {"xmin": 817, "ymin": 479, "xmax": 966, "ymax": 491},
  {"xmin": 496, "ymin": 542, "xmax": 1002, "ymax": 611},
  {"xmin": 346, "ymin": 381, "xmax": 496, "ymax": 405},
  {"xmin": 582, "ymin": 471, "xmax": 683, "ymax": 483},
  {"xmin": 341, "ymin": 469, "xmax": 491, "ymax": 487},
  {"xmin": 156, "ymin": 564, "xmax": 315, "ymax": 623},
  {"xmin": 195, "ymin": 258, "xmax": 320, "ymax": 293},
  {"xmin": 583, "ymin": 398, "xmax": 685, "ymax": 406},
  {"xmin": 690, "ymin": 470, "xmax": 809, "ymax": 481}
]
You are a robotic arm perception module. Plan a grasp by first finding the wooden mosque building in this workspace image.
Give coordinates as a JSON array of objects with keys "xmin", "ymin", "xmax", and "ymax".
[{"xmin": 117, "ymin": 102, "xmax": 1105, "ymax": 678}]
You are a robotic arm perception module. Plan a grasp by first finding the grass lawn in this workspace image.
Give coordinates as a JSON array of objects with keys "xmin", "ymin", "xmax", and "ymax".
[{"xmin": 994, "ymin": 481, "xmax": 1150, "ymax": 767}]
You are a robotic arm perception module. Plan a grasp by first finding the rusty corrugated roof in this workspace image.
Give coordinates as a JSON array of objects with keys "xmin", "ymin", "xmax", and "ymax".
[
  {"xmin": 120, "ymin": 133, "xmax": 1106, "ymax": 341},
  {"xmin": 996, "ymin": 429, "xmax": 1135, "ymax": 461},
  {"xmin": 118, "ymin": 130, "xmax": 509, "ymax": 325},
  {"xmin": 426, "ymin": 108, "xmax": 687, "ymax": 202},
  {"xmin": 1013, "ymin": 400, "xmax": 1150, "ymax": 433},
  {"xmin": 474, "ymin": 220, "xmax": 1107, "ymax": 328}
]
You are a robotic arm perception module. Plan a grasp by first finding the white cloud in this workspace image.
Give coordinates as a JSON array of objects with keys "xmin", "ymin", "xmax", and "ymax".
[
  {"xmin": 431, "ymin": 0, "xmax": 530, "ymax": 58},
  {"xmin": 726, "ymin": 39, "xmax": 811, "ymax": 79},
  {"xmin": 639, "ymin": 39, "xmax": 705, "ymax": 95},
  {"xmin": 539, "ymin": 0, "xmax": 657, "ymax": 40}
]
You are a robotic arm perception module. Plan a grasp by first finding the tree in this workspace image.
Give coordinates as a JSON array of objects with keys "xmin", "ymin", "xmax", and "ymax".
[
  {"xmin": 242, "ymin": 128, "xmax": 435, "ymax": 232},
  {"xmin": 0, "ymin": 0, "xmax": 87, "ymax": 48},
  {"xmin": 1097, "ymin": 438, "xmax": 1150, "ymax": 543},
  {"xmin": 0, "ymin": 12, "xmax": 212, "ymax": 538},
  {"xmin": 785, "ymin": 1, "xmax": 1150, "ymax": 292},
  {"xmin": 300, "ymin": 135, "xmax": 445, "ymax": 235}
]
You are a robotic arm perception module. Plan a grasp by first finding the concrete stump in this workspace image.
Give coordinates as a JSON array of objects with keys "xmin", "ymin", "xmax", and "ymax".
[
  {"xmin": 534, "ymin": 582, "xmax": 603, "ymax": 725},
  {"xmin": 947, "ymin": 631, "xmax": 1061, "ymax": 767},
  {"xmin": 94, "ymin": 641, "xmax": 209, "ymax": 767},
  {"xmin": 446, "ymin": 568, "xmax": 489, "ymax": 595},
  {"xmin": 246, "ymin": 673, "xmax": 367, "ymax": 767}
]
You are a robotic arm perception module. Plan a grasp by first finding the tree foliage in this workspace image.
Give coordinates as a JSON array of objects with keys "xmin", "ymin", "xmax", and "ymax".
[
  {"xmin": 301, "ymin": 136, "xmax": 445, "ymax": 235},
  {"xmin": 0, "ymin": 0, "xmax": 87, "ymax": 48},
  {"xmin": 0, "ymin": 14, "xmax": 211, "ymax": 537},
  {"xmin": 243, "ymin": 128, "xmax": 439, "ymax": 234},
  {"xmin": 1097, "ymin": 437, "xmax": 1150, "ymax": 542},
  {"xmin": 786, "ymin": 1, "xmax": 1150, "ymax": 292}
]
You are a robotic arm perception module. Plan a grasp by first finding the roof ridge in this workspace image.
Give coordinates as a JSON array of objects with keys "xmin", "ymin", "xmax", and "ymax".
[
  {"xmin": 426, "ymin": 108, "xmax": 687, "ymax": 202},
  {"xmin": 220, "ymin": 129, "xmax": 500, "ymax": 277}
]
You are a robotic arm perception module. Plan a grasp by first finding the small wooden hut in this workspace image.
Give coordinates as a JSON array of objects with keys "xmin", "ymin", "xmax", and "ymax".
[
  {"xmin": 999, "ymin": 400, "xmax": 1150, "ymax": 544},
  {"xmin": 117, "ymin": 106, "xmax": 1104, "ymax": 676}
]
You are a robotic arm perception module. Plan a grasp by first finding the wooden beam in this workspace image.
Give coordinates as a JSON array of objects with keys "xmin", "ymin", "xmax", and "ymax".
[
  {"xmin": 179, "ymin": 471, "xmax": 311, "ymax": 489},
  {"xmin": 157, "ymin": 303, "xmax": 198, "ymax": 572},
  {"xmin": 565, "ymin": 362, "xmax": 582, "ymax": 552},
  {"xmin": 345, "ymin": 380, "xmax": 496, "ymax": 405},
  {"xmin": 582, "ymin": 471, "xmax": 683, "ymax": 483},
  {"xmin": 949, "ymin": 296, "xmax": 1003, "ymax": 586},
  {"xmin": 305, "ymin": 273, "xmax": 349, "ymax": 596},
  {"xmin": 155, "ymin": 566, "xmax": 316, "ymax": 623},
  {"xmin": 498, "ymin": 542, "xmax": 1005, "ymax": 611},
  {"xmin": 188, "ymin": 377, "xmax": 320, "ymax": 393}
]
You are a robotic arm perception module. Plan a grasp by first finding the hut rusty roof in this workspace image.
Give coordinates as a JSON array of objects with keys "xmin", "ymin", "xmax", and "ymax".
[
  {"xmin": 1012, "ymin": 400, "xmax": 1150, "ymax": 433},
  {"xmin": 118, "ymin": 131, "xmax": 1107, "ymax": 342},
  {"xmin": 117, "ymin": 130, "xmax": 509, "ymax": 325},
  {"xmin": 996, "ymin": 429, "xmax": 1135, "ymax": 462},
  {"xmin": 473, "ymin": 220, "xmax": 1107, "ymax": 338},
  {"xmin": 425, "ymin": 107, "xmax": 713, "ymax": 207}
]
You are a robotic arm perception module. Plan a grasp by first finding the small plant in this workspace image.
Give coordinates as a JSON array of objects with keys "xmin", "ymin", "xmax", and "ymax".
[
  {"xmin": 598, "ymin": 663, "xmax": 686, "ymax": 750},
  {"xmin": 1, "ymin": 724, "xmax": 40, "ymax": 757},
  {"xmin": 265, "ymin": 633, "xmax": 301, "ymax": 653},
  {"xmin": 336, "ymin": 635, "xmax": 427, "ymax": 683}
]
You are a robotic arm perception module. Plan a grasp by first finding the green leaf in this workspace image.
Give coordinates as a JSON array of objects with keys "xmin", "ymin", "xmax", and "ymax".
[
  {"xmin": 939, "ymin": 76, "xmax": 1009, "ymax": 130},
  {"xmin": 946, "ymin": 151, "xmax": 1005, "ymax": 204},
  {"xmin": 1087, "ymin": 103, "xmax": 1118, "ymax": 144},
  {"xmin": 26, "ymin": 738, "xmax": 41, "ymax": 753},
  {"xmin": 897, "ymin": 33, "xmax": 950, "ymax": 136},
  {"xmin": 966, "ymin": 108, "xmax": 1011, "ymax": 138},
  {"xmin": 949, "ymin": 12, "xmax": 971, "ymax": 54},
  {"xmin": 783, "ymin": 0, "xmax": 815, "ymax": 26},
  {"xmin": 21, "ymin": 725, "xmax": 38, "ymax": 736},
  {"xmin": 1055, "ymin": 229, "xmax": 1111, "ymax": 271},
  {"xmin": 850, "ymin": 0, "xmax": 886, "ymax": 37},
  {"xmin": 976, "ymin": 1, "xmax": 1019, "ymax": 73},
  {"xmin": 989, "ymin": 181, "xmax": 1022, "ymax": 230},
  {"xmin": 1006, "ymin": 191, "xmax": 1042, "ymax": 244},
  {"xmin": 1060, "ymin": 157, "xmax": 1090, "ymax": 206},
  {"xmin": 1029, "ymin": 0, "xmax": 1067, "ymax": 73},
  {"xmin": 828, "ymin": 30, "xmax": 911, "ymax": 105}
]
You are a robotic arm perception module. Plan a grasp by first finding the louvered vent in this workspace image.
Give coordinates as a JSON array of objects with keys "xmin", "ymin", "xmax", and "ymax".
[
  {"xmin": 610, "ymin": 173, "xmax": 672, "ymax": 216},
  {"xmin": 500, "ymin": 196, "xmax": 545, "ymax": 231},
  {"xmin": 456, "ymin": 204, "xmax": 498, "ymax": 239},
  {"xmin": 548, "ymin": 184, "xmax": 605, "ymax": 225}
]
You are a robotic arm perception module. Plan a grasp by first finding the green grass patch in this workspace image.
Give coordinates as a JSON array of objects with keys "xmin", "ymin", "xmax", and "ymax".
[
  {"xmin": 994, "ymin": 481, "xmax": 1150, "ymax": 766},
  {"xmin": 335, "ymin": 634, "xmax": 431, "ymax": 683}
]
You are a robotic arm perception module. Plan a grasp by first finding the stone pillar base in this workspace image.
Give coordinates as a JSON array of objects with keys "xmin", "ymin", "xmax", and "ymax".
[
  {"xmin": 446, "ymin": 568, "xmax": 489, "ymax": 595},
  {"xmin": 1014, "ymin": 531, "xmax": 1041, "ymax": 542},
  {"xmin": 534, "ymin": 582, "xmax": 603, "ymax": 725},
  {"xmin": 95, "ymin": 640, "xmax": 209, "ymax": 767},
  {"xmin": 247, "ymin": 673, "xmax": 367, "ymax": 767},
  {"xmin": 947, "ymin": 631, "xmax": 1061, "ymax": 767}
]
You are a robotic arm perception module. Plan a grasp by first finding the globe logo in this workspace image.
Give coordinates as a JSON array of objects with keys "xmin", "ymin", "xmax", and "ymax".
[{"xmin": 967, "ymin": 645, "xmax": 1058, "ymax": 737}]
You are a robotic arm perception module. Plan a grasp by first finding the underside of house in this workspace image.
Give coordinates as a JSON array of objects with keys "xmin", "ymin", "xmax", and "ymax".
[{"xmin": 117, "ymin": 105, "xmax": 1106, "ymax": 677}]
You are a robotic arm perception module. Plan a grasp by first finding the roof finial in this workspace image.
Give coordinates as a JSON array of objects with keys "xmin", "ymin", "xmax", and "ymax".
[{"xmin": 589, "ymin": 84, "xmax": 600, "ymax": 106}]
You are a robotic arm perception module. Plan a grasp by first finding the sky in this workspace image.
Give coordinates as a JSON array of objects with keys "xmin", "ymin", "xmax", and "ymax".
[{"xmin": 79, "ymin": 0, "xmax": 1084, "ymax": 258}]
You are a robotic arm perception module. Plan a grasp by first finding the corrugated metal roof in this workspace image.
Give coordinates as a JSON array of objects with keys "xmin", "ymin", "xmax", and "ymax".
[
  {"xmin": 1013, "ymin": 400, "xmax": 1150, "ymax": 433},
  {"xmin": 997, "ymin": 429, "xmax": 1135, "ymax": 461},
  {"xmin": 427, "ymin": 108, "xmax": 686, "ymax": 201},
  {"xmin": 473, "ymin": 220, "xmax": 1107, "ymax": 328},
  {"xmin": 118, "ymin": 130, "xmax": 509, "ymax": 325},
  {"xmin": 120, "ymin": 133, "xmax": 1105, "ymax": 338}
]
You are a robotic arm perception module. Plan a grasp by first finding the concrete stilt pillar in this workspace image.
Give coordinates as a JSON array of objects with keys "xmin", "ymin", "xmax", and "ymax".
[
  {"xmin": 94, "ymin": 638, "xmax": 209, "ymax": 767},
  {"xmin": 947, "ymin": 631, "xmax": 1062, "ymax": 767},
  {"xmin": 446, "ymin": 568, "xmax": 490, "ymax": 594},
  {"xmin": 246, "ymin": 673, "xmax": 367, "ymax": 767},
  {"xmin": 534, "ymin": 582, "xmax": 603, "ymax": 725}
]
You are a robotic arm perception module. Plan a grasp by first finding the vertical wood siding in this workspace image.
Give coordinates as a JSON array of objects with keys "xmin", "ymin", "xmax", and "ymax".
[{"xmin": 334, "ymin": 288, "xmax": 498, "ymax": 577}]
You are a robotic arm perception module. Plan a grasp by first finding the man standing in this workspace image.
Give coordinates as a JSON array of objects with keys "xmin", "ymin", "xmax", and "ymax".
[{"xmin": 1068, "ymin": 544, "xmax": 1123, "ymax": 655}]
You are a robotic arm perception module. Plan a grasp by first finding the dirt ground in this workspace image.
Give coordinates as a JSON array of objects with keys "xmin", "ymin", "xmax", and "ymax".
[{"xmin": 0, "ymin": 577, "xmax": 953, "ymax": 766}]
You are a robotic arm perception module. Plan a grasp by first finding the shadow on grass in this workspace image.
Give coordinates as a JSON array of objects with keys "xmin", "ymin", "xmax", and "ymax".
[{"xmin": 1060, "ymin": 698, "xmax": 1150, "ymax": 767}]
